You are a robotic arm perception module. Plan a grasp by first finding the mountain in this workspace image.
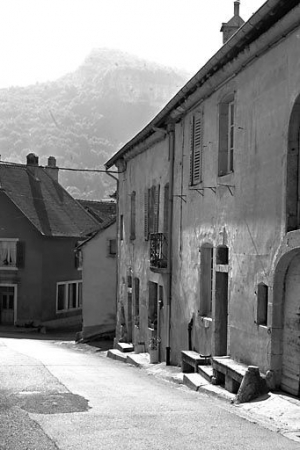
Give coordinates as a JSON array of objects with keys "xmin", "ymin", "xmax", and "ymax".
[{"xmin": 0, "ymin": 48, "xmax": 190, "ymax": 199}]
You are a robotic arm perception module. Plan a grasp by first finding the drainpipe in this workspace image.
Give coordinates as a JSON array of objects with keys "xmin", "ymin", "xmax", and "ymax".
[
  {"xmin": 166, "ymin": 122, "xmax": 175, "ymax": 365},
  {"xmin": 105, "ymin": 168, "xmax": 120, "ymax": 343}
]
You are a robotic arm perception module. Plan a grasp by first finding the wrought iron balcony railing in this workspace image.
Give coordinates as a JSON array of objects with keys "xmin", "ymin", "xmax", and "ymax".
[{"xmin": 150, "ymin": 233, "xmax": 168, "ymax": 269}]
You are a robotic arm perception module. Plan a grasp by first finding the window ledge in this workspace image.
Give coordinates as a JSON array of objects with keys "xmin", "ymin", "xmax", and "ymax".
[
  {"xmin": 0, "ymin": 266, "xmax": 18, "ymax": 271},
  {"xmin": 217, "ymin": 172, "xmax": 234, "ymax": 182}
]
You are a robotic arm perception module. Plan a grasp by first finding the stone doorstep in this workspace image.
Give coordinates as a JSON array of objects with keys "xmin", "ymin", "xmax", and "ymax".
[
  {"xmin": 116, "ymin": 342, "xmax": 134, "ymax": 353},
  {"xmin": 183, "ymin": 373, "xmax": 210, "ymax": 391},
  {"xmin": 107, "ymin": 349, "xmax": 127, "ymax": 363},
  {"xmin": 212, "ymin": 356, "xmax": 248, "ymax": 384},
  {"xmin": 181, "ymin": 350, "xmax": 210, "ymax": 373},
  {"xmin": 198, "ymin": 365, "xmax": 214, "ymax": 383}
]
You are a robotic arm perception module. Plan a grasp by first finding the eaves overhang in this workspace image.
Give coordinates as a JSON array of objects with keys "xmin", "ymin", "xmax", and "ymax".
[{"xmin": 105, "ymin": 0, "xmax": 300, "ymax": 170}]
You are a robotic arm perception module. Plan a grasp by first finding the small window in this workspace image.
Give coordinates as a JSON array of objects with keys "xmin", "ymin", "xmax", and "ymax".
[
  {"xmin": 219, "ymin": 95, "xmax": 234, "ymax": 176},
  {"xmin": 216, "ymin": 246, "xmax": 228, "ymax": 265},
  {"xmin": 56, "ymin": 281, "xmax": 82, "ymax": 312},
  {"xmin": 108, "ymin": 239, "xmax": 117, "ymax": 256},
  {"xmin": 0, "ymin": 240, "xmax": 18, "ymax": 269},
  {"xmin": 75, "ymin": 249, "xmax": 83, "ymax": 270},
  {"xmin": 190, "ymin": 111, "xmax": 203, "ymax": 186},
  {"xmin": 257, "ymin": 283, "xmax": 268, "ymax": 326},
  {"xmin": 200, "ymin": 245, "xmax": 214, "ymax": 316}
]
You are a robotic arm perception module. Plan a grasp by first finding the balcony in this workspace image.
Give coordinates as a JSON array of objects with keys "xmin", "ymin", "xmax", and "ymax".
[{"xmin": 150, "ymin": 233, "xmax": 168, "ymax": 271}]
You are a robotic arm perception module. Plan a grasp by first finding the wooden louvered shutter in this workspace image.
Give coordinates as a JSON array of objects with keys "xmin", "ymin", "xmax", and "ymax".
[
  {"xmin": 144, "ymin": 188, "xmax": 149, "ymax": 240},
  {"xmin": 192, "ymin": 112, "xmax": 203, "ymax": 184},
  {"xmin": 16, "ymin": 241, "xmax": 25, "ymax": 268},
  {"xmin": 190, "ymin": 112, "xmax": 203, "ymax": 185},
  {"xmin": 130, "ymin": 191, "xmax": 136, "ymax": 240},
  {"xmin": 153, "ymin": 185, "xmax": 160, "ymax": 233},
  {"xmin": 163, "ymin": 183, "xmax": 169, "ymax": 235}
]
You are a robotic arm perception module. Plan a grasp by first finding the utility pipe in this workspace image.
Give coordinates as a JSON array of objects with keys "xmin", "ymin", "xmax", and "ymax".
[
  {"xmin": 105, "ymin": 168, "xmax": 120, "ymax": 336},
  {"xmin": 166, "ymin": 123, "xmax": 175, "ymax": 365}
]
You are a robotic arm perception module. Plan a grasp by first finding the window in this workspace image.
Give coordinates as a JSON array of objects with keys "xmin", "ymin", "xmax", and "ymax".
[
  {"xmin": 144, "ymin": 185, "xmax": 160, "ymax": 240},
  {"xmin": 108, "ymin": 239, "xmax": 117, "ymax": 256},
  {"xmin": 200, "ymin": 245, "xmax": 214, "ymax": 316},
  {"xmin": 218, "ymin": 95, "xmax": 234, "ymax": 176},
  {"xmin": 216, "ymin": 245, "xmax": 228, "ymax": 265},
  {"xmin": 0, "ymin": 239, "xmax": 24, "ymax": 269},
  {"xmin": 130, "ymin": 191, "xmax": 136, "ymax": 240},
  {"xmin": 163, "ymin": 183, "xmax": 169, "ymax": 235},
  {"xmin": 189, "ymin": 111, "xmax": 203, "ymax": 186},
  {"xmin": 257, "ymin": 283, "xmax": 268, "ymax": 326},
  {"xmin": 56, "ymin": 280, "xmax": 82, "ymax": 312}
]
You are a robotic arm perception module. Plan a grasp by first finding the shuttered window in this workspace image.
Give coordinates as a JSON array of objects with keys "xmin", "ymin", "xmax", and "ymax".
[
  {"xmin": 144, "ymin": 185, "xmax": 160, "ymax": 240},
  {"xmin": 218, "ymin": 95, "xmax": 234, "ymax": 176},
  {"xmin": 190, "ymin": 111, "xmax": 203, "ymax": 186}
]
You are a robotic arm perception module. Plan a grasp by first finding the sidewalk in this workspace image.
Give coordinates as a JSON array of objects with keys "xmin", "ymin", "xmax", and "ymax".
[{"xmin": 106, "ymin": 349, "xmax": 300, "ymax": 444}]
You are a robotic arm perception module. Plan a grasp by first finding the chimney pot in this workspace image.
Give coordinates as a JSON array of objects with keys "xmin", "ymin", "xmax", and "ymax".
[
  {"xmin": 47, "ymin": 156, "xmax": 56, "ymax": 167},
  {"xmin": 26, "ymin": 153, "xmax": 39, "ymax": 166},
  {"xmin": 234, "ymin": 0, "xmax": 240, "ymax": 16}
]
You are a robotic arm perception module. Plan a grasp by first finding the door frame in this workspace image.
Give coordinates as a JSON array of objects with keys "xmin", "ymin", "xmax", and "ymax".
[{"xmin": 0, "ymin": 283, "xmax": 18, "ymax": 325}]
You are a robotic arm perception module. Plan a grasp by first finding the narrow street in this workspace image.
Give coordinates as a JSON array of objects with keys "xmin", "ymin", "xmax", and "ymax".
[{"xmin": 0, "ymin": 334, "xmax": 298, "ymax": 450}]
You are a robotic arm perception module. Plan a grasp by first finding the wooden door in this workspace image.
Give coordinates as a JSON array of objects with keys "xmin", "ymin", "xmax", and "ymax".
[
  {"xmin": 282, "ymin": 254, "xmax": 300, "ymax": 396},
  {"xmin": 0, "ymin": 286, "xmax": 14, "ymax": 325}
]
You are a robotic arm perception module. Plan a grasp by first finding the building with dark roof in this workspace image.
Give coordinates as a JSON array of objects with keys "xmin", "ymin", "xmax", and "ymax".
[
  {"xmin": 0, "ymin": 154, "xmax": 99, "ymax": 328},
  {"xmin": 105, "ymin": 0, "xmax": 300, "ymax": 396}
]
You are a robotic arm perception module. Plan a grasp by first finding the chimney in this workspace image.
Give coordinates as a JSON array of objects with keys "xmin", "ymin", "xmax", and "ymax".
[
  {"xmin": 234, "ymin": 1, "xmax": 240, "ymax": 16},
  {"xmin": 221, "ymin": 0, "xmax": 245, "ymax": 44},
  {"xmin": 46, "ymin": 156, "xmax": 59, "ymax": 182},
  {"xmin": 26, "ymin": 153, "xmax": 39, "ymax": 179}
]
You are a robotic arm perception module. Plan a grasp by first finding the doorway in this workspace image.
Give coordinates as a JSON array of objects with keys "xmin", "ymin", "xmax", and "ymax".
[
  {"xmin": 281, "ymin": 253, "xmax": 300, "ymax": 396},
  {"xmin": 0, "ymin": 285, "xmax": 16, "ymax": 325}
]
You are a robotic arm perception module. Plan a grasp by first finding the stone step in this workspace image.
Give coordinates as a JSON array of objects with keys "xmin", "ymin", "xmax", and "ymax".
[
  {"xmin": 116, "ymin": 342, "xmax": 134, "ymax": 353},
  {"xmin": 107, "ymin": 349, "xmax": 127, "ymax": 363},
  {"xmin": 183, "ymin": 373, "xmax": 210, "ymax": 392},
  {"xmin": 198, "ymin": 365, "xmax": 213, "ymax": 383}
]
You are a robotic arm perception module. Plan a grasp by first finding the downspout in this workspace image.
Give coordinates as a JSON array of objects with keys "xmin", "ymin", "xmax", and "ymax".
[
  {"xmin": 105, "ymin": 168, "xmax": 120, "ymax": 340},
  {"xmin": 166, "ymin": 122, "xmax": 175, "ymax": 365}
]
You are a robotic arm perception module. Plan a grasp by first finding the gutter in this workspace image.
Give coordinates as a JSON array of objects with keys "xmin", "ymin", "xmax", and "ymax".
[{"xmin": 105, "ymin": 170, "xmax": 120, "ymax": 327}]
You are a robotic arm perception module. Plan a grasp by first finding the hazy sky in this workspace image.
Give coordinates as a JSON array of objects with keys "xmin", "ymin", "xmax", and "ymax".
[{"xmin": 0, "ymin": 0, "xmax": 266, "ymax": 89}]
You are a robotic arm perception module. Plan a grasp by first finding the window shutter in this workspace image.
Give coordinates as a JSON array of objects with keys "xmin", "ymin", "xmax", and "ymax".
[
  {"xmin": 16, "ymin": 241, "xmax": 25, "ymax": 268},
  {"xmin": 190, "ymin": 112, "xmax": 203, "ymax": 185},
  {"xmin": 144, "ymin": 188, "xmax": 149, "ymax": 240},
  {"xmin": 130, "ymin": 191, "xmax": 136, "ymax": 240},
  {"xmin": 163, "ymin": 183, "xmax": 169, "ymax": 235},
  {"xmin": 154, "ymin": 185, "xmax": 160, "ymax": 233},
  {"xmin": 192, "ymin": 112, "xmax": 203, "ymax": 184}
]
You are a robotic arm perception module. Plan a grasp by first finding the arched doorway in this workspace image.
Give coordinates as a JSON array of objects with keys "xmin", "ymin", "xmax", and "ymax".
[
  {"xmin": 273, "ymin": 246, "xmax": 300, "ymax": 396},
  {"xmin": 281, "ymin": 253, "xmax": 300, "ymax": 396},
  {"xmin": 287, "ymin": 94, "xmax": 300, "ymax": 231}
]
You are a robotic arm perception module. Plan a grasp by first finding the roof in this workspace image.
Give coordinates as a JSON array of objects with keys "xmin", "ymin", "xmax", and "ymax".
[
  {"xmin": 77, "ymin": 199, "xmax": 116, "ymax": 224},
  {"xmin": 105, "ymin": 0, "xmax": 299, "ymax": 169},
  {"xmin": 77, "ymin": 216, "xmax": 116, "ymax": 248},
  {"xmin": 0, "ymin": 162, "xmax": 100, "ymax": 238}
]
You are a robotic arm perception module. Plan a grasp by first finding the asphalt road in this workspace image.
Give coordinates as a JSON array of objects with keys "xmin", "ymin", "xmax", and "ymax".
[{"xmin": 0, "ymin": 334, "xmax": 299, "ymax": 450}]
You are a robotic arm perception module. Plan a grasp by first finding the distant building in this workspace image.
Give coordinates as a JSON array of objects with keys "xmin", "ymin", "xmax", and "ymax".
[
  {"xmin": 106, "ymin": 0, "xmax": 300, "ymax": 397},
  {"xmin": 78, "ymin": 217, "xmax": 117, "ymax": 341},
  {"xmin": 0, "ymin": 154, "xmax": 99, "ymax": 329}
]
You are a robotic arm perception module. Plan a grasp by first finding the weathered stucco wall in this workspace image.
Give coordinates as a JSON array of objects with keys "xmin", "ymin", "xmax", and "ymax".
[
  {"xmin": 82, "ymin": 223, "xmax": 116, "ymax": 339},
  {"xmin": 117, "ymin": 136, "xmax": 169, "ymax": 354},
  {"xmin": 170, "ymin": 26, "xmax": 300, "ymax": 371}
]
